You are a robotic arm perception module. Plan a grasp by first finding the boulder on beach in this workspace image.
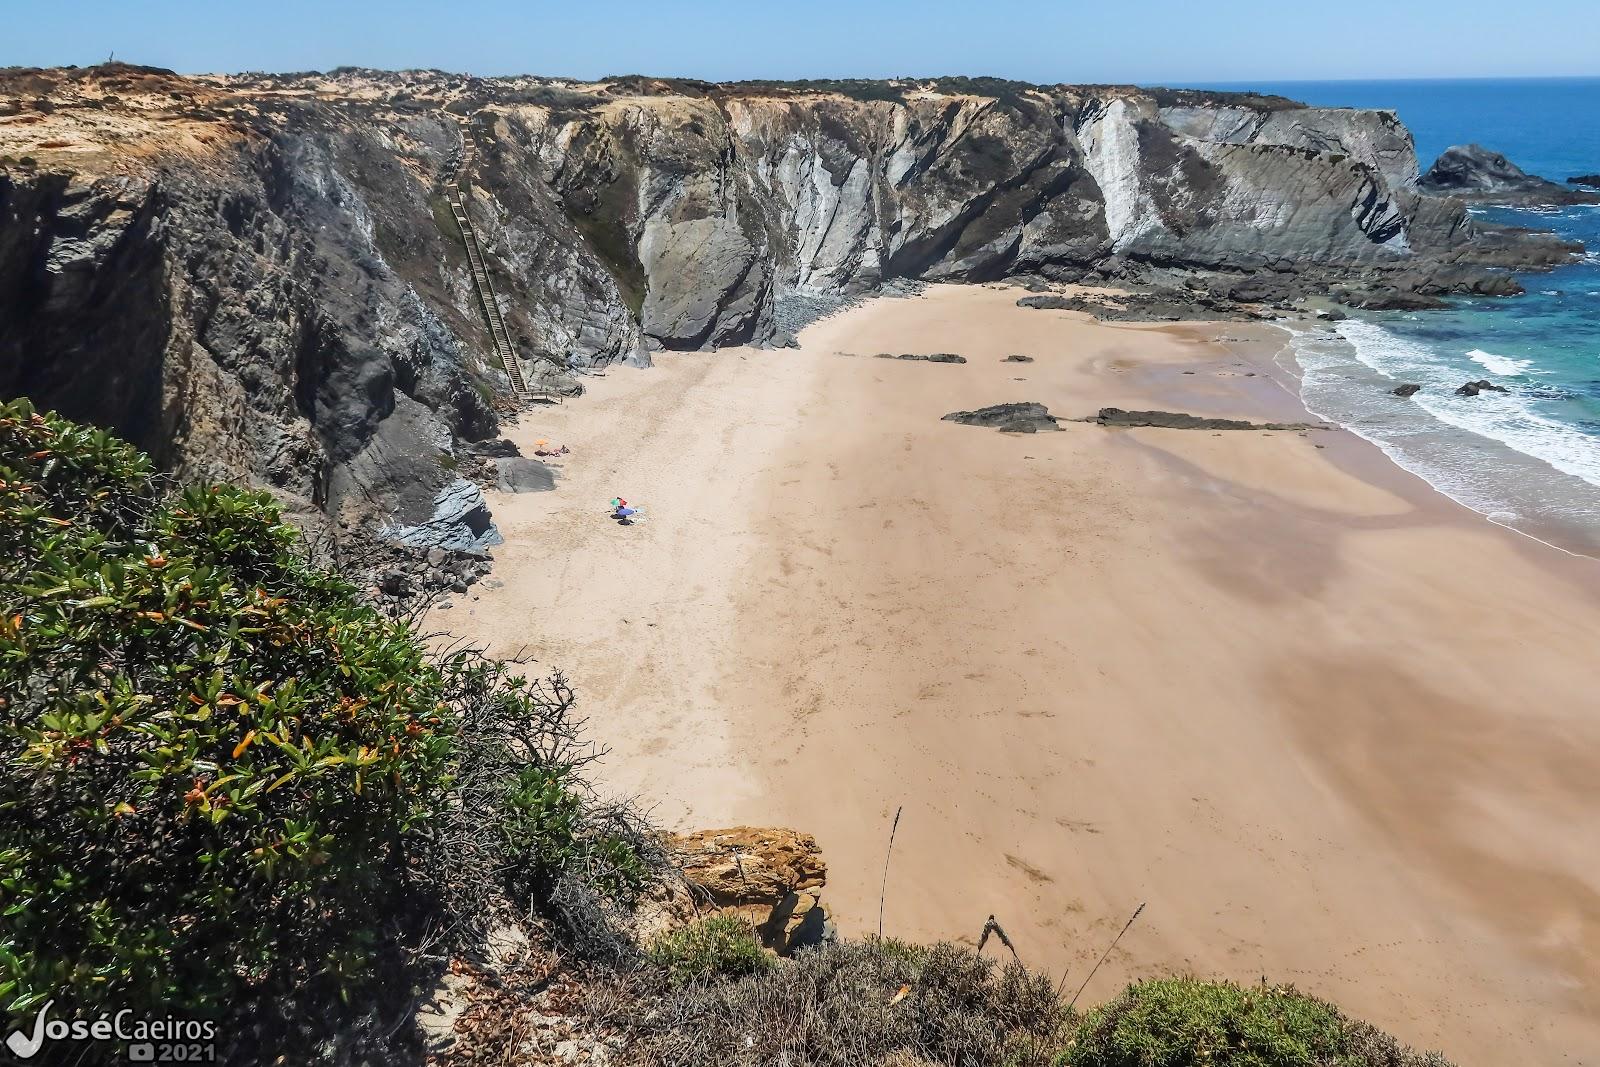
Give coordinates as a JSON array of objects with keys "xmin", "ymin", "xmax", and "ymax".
[
  {"xmin": 1391, "ymin": 384, "xmax": 1422, "ymax": 398},
  {"xmin": 1455, "ymin": 379, "xmax": 1510, "ymax": 397},
  {"xmin": 1017, "ymin": 294, "xmax": 1075, "ymax": 311},
  {"xmin": 656, "ymin": 827, "xmax": 831, "ymax": 955},
  {"xmin": 468, "ymin": 437, "xmax": 522, "ymax": 458},
  {"xmin": 382, "ymin": 479, "xmax": 503, "ymax": 552},
  {"xmin": 942, "ymin": 402, "xmax": 1061, "ymax": 433},
  {"xmin": 495, "ymin": 457, "xmax": 556, "ymax": 493}
]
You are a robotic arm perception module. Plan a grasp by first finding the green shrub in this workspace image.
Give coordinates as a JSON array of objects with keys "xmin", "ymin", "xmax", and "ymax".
[
  {"xmin": 0, "ymin": 398, "xmax": 653, "ymax": 1049},
  {"xmin": 1070, "ymin": 978, "xmax": 1450, "ymax": 1067},
  {"xmin": 646, "ymin": 915, "xmax": 774, "ymax": 988},
  {"xmin": 502, "ymin": 765, "xmax": 649, "ymax": 903},
  {"xmin": 0, "ymin": 399, "xmax": 458, "ymax": 1023}
]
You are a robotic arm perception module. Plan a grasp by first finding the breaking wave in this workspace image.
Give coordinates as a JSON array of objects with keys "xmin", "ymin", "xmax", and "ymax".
[
  {"xmin": 1286, "ymin": 320, "xmax": 1600, "ymax": 544},
  {"xmin": 1466, "ymin": 349, "xmax": 1535, "ymax": 376}
]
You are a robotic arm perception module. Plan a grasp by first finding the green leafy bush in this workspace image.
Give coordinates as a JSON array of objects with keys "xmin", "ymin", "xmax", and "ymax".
[
  {"xmin": 1070, "ymin": 978, "xmax": 1450, "ymax": 1067},
  {"xmin": 0, "ymin": 398, "xmax": 458, "ymax": 1022},
  {"xmin": 0, "ymin": 398, "xmax": 653, "ymax": 1048},
  {"xmin": 502, "ymin": 765, "xmax": 648, "ymax": 903},
  {"xmin": 646, "ymin": 915, "xmax": 774, "ymax": 988}
]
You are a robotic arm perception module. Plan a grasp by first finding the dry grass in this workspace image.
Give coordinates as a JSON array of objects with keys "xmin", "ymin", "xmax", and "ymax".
[{"xmin": 598, "ymin": 938, "xmax": 1072, "ymax": 1067}]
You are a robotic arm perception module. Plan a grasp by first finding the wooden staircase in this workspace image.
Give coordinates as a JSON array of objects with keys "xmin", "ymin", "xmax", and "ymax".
[{"xmin": 443, "ymin": 115, "xmax": 559, "ymax": 404}]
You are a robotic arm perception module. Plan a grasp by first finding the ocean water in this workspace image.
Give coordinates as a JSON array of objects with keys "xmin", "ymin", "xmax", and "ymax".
[{"xmin": 1205, "ymin": 79, "xmax": 1600, "ymax": 550}]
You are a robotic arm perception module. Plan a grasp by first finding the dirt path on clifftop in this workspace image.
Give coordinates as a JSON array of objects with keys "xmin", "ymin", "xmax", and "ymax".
[{"xmin": 467, "ymin": 285, "xmax": 1600, "ymax": 1066}]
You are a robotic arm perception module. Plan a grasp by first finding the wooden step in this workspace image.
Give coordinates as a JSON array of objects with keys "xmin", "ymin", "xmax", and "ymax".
[{"xmin": 441, "ymin": 112, "xmax": 559, "ymax": 403}]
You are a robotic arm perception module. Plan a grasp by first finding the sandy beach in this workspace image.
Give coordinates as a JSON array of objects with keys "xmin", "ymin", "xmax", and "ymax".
[{"xmin": 457, "ymin": 284, "xmax": 1600, "ymax": 1065}]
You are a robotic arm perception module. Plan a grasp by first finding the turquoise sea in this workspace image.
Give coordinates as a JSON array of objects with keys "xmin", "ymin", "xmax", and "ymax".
[{"xmin": 1211, "ymin": 78, "xmax": 1600, "ymax": 551}]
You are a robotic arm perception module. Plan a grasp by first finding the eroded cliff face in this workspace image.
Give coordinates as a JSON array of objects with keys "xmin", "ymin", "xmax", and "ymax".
[
  {"xmin": 507, "ymin": 82, "xmax": 1463, "ymax": 348},
  {"xmin": 0, "ymin": 66, "xmax": 1570, "ymax": 531},
  {"xmin": 1, "ymin": 67, "xmax": 518, "ymax": 536}
]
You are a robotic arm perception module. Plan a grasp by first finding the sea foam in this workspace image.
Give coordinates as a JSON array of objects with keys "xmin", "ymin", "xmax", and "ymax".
[
  {"xmin": 1467, "ymin": 349, "xmax": 1535, "ymax": 376},
  {"xmin": 1330, "ymin": 321, "xmax": 1600, "ymax": 490}
]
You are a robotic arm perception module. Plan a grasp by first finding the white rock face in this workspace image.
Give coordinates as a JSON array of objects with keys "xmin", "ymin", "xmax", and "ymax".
[
  {"xmin": 1079, "ymin": 96, "xmax": 1158, "ymax": 252},
  {"xmin": 779, "ymin": 143, "xmax": 880, "ymax": 293}
]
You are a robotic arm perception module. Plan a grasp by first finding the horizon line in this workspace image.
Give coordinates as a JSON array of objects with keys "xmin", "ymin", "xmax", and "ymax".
[{"xmin": 19, "ymin": 60, "xmax": 1600, "ymax": 86}]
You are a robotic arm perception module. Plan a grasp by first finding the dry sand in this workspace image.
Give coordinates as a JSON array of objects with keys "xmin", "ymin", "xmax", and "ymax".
[{"xmin": 461, "ymin": 284, "xmax": 1600, "ymax": 1065}]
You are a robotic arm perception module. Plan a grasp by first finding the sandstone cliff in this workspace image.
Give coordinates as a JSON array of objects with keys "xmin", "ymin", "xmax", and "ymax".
[{"xmin": 0, "ymin": 66, "xmax": 1575, "ymax": 536}]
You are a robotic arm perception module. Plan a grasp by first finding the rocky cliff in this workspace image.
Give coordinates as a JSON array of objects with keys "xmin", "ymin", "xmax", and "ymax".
[{"xmin": 0, "ymin": 66, "xmax": 1576, "ymax": 536}]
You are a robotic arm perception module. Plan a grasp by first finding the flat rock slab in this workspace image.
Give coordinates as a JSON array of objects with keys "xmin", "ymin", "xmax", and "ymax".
[
  {"xmin": 495, "ymin": 457, "xmax": 556, "ymax": 493},
  {"xmin": 1091, "ymin": 407, "xmax": 1327, "ymax": 431},
  {"xmin": 943, "ymin": 402, "xmax": 1062, "ymax": 433},
  {"xmin": 876, "ymin": 352, "xmax": 968, "ymax": 363}
]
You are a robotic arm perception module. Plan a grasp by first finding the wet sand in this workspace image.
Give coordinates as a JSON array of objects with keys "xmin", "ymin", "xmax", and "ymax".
[{"xmin": 462, "ymin": 284, "xmax": 1600, "ymax": 1065}]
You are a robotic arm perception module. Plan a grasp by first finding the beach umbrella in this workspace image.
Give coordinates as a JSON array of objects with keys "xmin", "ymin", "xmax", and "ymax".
[
  {"xmin": 536, "ymin": 439, "xmax": 548, "ymax": 447},
  {"xmin": 616, "ymin": 507, "xmax": 637, "ymax": 518}
]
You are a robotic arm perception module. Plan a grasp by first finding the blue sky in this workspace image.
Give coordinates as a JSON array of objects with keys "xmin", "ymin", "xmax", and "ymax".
[{"xmin": 4, "ymin": 0, "xmax": 1598, "ymax": 83}]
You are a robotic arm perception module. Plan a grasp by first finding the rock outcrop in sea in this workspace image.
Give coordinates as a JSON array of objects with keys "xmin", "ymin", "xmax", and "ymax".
[
  {"xmin": 1419, "ymin": 144, "xmax": 1600, "ymax": 206},
  {"xmin": 0, "ymin": 65, "xmax": 1583, "ymax": 539}
]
